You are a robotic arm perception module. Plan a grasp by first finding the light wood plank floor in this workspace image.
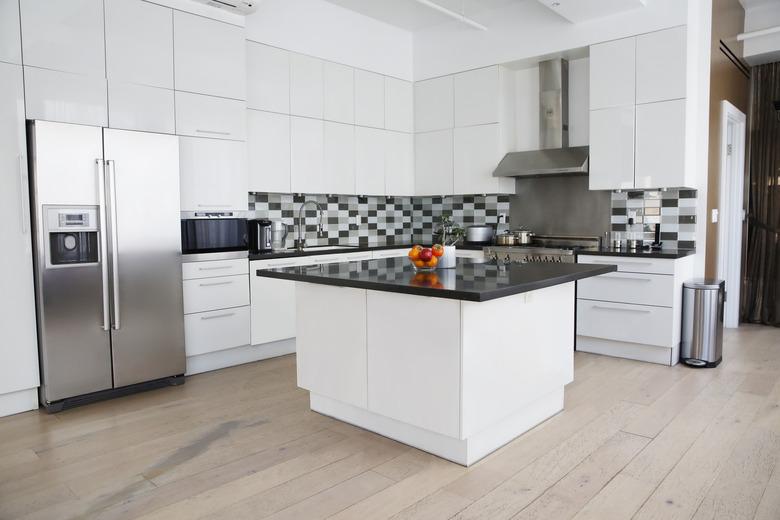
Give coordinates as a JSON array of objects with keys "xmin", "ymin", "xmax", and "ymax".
[{"xmin": 1, "ymin": 324, "xmax": 779, "ymax": 520}]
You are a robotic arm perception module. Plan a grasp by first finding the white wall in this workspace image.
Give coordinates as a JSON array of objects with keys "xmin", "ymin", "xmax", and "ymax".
[
  {"xmin": 413, "ymin": 0, "xmax": 687, "ymax": 80},
  {"xmin": 742, "ymin": 2, "xmax": 780, "ymax": 65},
  {"xmin": 246, "ymin": 0, "xmax": 413, "ymax": 80}
]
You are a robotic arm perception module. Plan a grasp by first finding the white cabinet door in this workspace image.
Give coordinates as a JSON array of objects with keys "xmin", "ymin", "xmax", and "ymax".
[
  {"xmin": 251, "ymin": 261, "xmax": 297, "ymax": 345},
  {"xmin": 290, "ymin": 53, "xmax": 323, "ymax": 119},
  {"xmin": 384, "ymin": 130, "xmax": 414, "ymax": 196},
  {"xmin": 175, "ymin": 91, "xmax": 246, "ymax": 141},
  {"xmin": 24, "ymin": 67, "xmax": 107, "ymax": 126},
  {"xmin": 454, "ymin": 66, "xmax": 500, "ymax": 127},
  {"xmin": 290, "ymin": 116, "xmax": 323, "ymax": 193},
  {"xmin": 324, "ymin": 121, "xmax": 355, "ymax": 194},
  {"xmin": 355, "ymin": 69, "xmax": 385, "ymax": 129},
  {"xmin": 415, "ymin": 76, "xmax": 454, "ymax": 133},
  {"xmin": 108, "ymin": 82, "xmax": 175, "ymax": 134},
  {"xmin": 415, "ymin": 129, "xmax": 453, "ymax": 196},
  {"xmin": 323, "ymin": 61, "xmax": 354, "ymax": 124},
  {"xmin": 179, "ymin": 137, "xmax": 248, "ymax": 211},
  {"xmin": 185, "ymin": 306, "xmax": 250, "ymax": 357},
  {"xmin": 246, "ymin": 42, "xmax": 290, "ymax": 113},
  {"xmin": 20, "ymin": 0, "xmax": 105, "ymax": 76},
  {"xmin": 589, "ymin": 37, "xmax": 635, "ymax": 110},
  {"xmin": 183, "ymin": 274, "xmax": 250, "ymax": 314},
  {"xmin": 454, "ymin": 124, "xmax": 503, "ymax": 195},
  {"xmin": 589, "ymin": 106, "xmax": 635, "ymax": 190},
  {"xmin": 105, "ymin": 0, "xmax": 173, "ymax": 89},
  {"xmin": 247, "ymin": 109, "xmax": 290, "ymax": 193},
  {"xmin": 0, "ymin": 0, "xmax": 21, "ymax": 65},
  {"xmin": 355, "ymin": 126, "xmax": 385, "ymax": 195},
  {"xmin": 0, "ymin": 62, "xmax": 39, "ymax": 401},
  {"xmin": 636, "ymin": 26, "xmax": 687, "ymax": 104},
  {"xmin": 385, "ymin": 77, "xmax": 413, "ymax": 133},
  {"xmin": 173, "ymin": 11, "xmax": 245, "ymax": 100},
  {"xmin": 635, "ymin": 99, "xmax": 687, "ymax": 189}
]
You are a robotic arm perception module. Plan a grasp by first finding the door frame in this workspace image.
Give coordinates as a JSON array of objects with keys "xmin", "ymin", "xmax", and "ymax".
[{"xmin": 716, "ymin": 100, "xmax": 746, "ymax": 329}]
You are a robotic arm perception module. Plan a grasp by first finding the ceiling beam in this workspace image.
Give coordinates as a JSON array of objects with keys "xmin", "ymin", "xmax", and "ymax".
[{"xmin": 412, "ymin": 0, "xmax": 488, "ymax": 31}]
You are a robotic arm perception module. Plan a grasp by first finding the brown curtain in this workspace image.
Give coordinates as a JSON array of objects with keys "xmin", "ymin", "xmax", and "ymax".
[{"xmin": 742, "ymin": 62, "xmax": 780, "ymax": 326}]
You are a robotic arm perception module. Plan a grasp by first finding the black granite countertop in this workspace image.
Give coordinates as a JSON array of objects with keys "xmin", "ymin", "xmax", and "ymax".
[
  {"xmin": 255, "ymin": 257, "xmax": 616, "ymax": 302},
  {"xmin": 248, "ymin": 242, "xmax": 485, "ymax": 261},
  {"xmin": 576, "ymin": 248, "xmax": 696, "ymax": 260}
]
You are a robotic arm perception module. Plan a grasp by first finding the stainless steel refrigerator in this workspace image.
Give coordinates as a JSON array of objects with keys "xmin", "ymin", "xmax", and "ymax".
[{"xmin": 28, "ymin": 120, "xmax": 185, "ymax": 411}]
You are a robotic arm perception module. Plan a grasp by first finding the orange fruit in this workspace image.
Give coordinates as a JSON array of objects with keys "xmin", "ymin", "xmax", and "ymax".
[
  {"xmin": 408, "ymin": 245, "xmax": 423, "ymax": 260},
  {"xmin": 427, "ymin": 256, "xmax": 438, "ymax": 267},
  {"xmin": 414, "ymin": 259, "xmax": 425, "ymax": 268},
  {"xmin": 432, "ymin": 244, "xmax": 444, "ymax": 257}
]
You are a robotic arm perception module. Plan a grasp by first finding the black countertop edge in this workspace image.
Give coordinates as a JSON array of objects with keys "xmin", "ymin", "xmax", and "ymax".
[
  {"xmin": 255, "ymin": 264, "xmax": 617, "ymax": 302},
  {"xmin": 577, "ymin": 248, "xmax": 696, "ymax": 260},
  {"xmin": 248, "ymin": 243, "xmax": 485, "ymax": 261}
]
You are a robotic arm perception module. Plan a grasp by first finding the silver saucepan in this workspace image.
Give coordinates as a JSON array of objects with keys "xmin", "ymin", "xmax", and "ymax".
[{"xmin": 514, "ymin": 230, "xmax": 535, "ymax": 245}]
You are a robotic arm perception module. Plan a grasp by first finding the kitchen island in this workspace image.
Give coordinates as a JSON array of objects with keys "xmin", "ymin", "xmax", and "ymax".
[{"xmin": 256, "ymin": 258, "xmax": 615, "ymax": 465}]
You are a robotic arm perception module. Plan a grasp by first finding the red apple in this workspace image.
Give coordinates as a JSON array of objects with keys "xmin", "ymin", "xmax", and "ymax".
[{"xmin": 419, "ymin": 248, "xmax": 433, "ymax": 262}]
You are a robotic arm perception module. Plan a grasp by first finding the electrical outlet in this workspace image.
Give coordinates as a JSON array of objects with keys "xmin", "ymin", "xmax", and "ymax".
[{"xmin": 711, "ymin": 209, "xmax": 719, "ymax": 223}]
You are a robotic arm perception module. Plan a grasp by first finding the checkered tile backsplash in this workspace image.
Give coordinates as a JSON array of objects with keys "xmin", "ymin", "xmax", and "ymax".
[
  {"xmin": 611, "ymin": 189, "xmax": 697, "ymax": 249},
  {"xmin": 248, "ymin": 193, "xmax": 511, "ymax": 248}
]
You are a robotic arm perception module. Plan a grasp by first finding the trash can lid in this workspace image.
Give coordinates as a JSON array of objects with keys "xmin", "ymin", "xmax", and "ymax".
[{"xmin": 683, "ymin": 278, "xmax": 725, "ymax": 290}]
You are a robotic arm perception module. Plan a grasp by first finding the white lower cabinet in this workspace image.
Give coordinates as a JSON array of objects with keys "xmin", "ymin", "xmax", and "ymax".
[
  {"xmin": 250, "ymin": 258, "xmax": 304, "ymax": 346},
  {"xmin": 182, "ymin": 274, "xmax": 249, "ymax": 315},
  {"xmin": 184, "ymin": 306, "xmax": 250, "ymax": 357},
  {"xmin": 576, "ymin": 254, "xmax": 694, "ymax": 366},
  {"xmin": 455, "ymin": 249, "xmax": 485, "ymax": 260},
  {"xmin": 371, "ymin": 248, "xmax": 408, "ymax": 259},
  {"xmin": 179, "ymin": 137, "xmax": 248, "ymax": 211}
]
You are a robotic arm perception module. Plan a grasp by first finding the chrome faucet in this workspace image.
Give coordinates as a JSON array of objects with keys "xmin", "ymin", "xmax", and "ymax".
[{"xmin": 295, "ymin": 201, "xmax": 325, "ymax": 251}]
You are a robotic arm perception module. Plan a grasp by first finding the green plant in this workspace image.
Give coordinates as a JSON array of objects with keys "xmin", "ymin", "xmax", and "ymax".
[{"xmin": 437, "ymin": 214, "xmax": 465, "ymax": 246}]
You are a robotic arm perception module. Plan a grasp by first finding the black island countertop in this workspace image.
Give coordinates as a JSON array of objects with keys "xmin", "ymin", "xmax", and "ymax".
[
  {"xmin": 577, "ymin": 248, "xmax": 695, "ymax": 260},
  {"xmin": 255, "ymin": 258, "xmax": 616, "ymax": 302}
]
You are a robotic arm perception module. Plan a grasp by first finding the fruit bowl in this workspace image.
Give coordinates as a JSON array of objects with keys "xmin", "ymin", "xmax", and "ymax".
[{"xmin": 406, "ymin": 244, "xmax": 444, "ymax": 272}]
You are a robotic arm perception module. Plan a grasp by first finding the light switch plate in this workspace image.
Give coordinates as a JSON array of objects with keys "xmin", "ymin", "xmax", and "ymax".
[{"xmin": 711, "ymin": 209, "xmax": 719, "ymax": 223}]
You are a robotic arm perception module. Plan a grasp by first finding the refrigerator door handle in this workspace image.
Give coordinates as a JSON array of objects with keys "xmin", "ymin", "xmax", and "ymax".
[
  {"xmin": 106, "ymin": 159, "xmax": 121, "ymax": 330},
  {"xmin": 18, "ymin": 154, "xmax": 30, "ymax": 234},
  {"xmin": 96, "ymin": 159, "xmax": 111, "ymax": 332}
]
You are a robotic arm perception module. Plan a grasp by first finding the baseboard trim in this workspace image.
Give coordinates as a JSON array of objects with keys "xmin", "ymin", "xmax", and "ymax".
[
  {"xmin": 576, "ymin": 335, "xmax": 676, "ymax": 366},
  {"xmin": 0, "ymin": 388, "xmax": 39, "ymax": 417},
  {"xmin": 186, "ymin": 339, "xmax": 296, "ymax": 375}
]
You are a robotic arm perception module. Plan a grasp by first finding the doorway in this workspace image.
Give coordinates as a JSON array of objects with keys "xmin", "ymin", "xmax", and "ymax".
[{"xmin": 716, "ymin": 100, "xmax": 747, "ymax": 329}]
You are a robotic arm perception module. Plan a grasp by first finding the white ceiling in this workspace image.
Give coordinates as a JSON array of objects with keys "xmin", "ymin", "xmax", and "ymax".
[
  {"xmin": 534, "ymin": 0, "xmax": 647, "ymax": 24},
  {"xmin": 323, "ymin": 0, "xmax": 519, "ymax": 32}
]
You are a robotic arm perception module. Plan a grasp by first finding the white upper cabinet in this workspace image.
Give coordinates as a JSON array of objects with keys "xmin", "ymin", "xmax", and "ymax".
[
  {"xmin": 173, "ymin": 11, "xmax": 245, "ymax": 100},
  {"xmin": 355, "ymin": 126, "xmax": 385, "ymax": 195},
  {"xmin": 589, "ymin": 106, "xmax": 635, "ymax": 190},
  {"xmin": 179, "ymin": 137, "xmax": 247, "ymax": 211},
  {"xmin": 385, "ymin": 131, "xmax": 414, "ymax": 196},
  {"xmin": 0, "ymin": 0, "xmax": 22, "ymax": 65},
  {"xmin": 24, "ymin": 67, "xmax": 107, "ymax": 126},
  {"xmin": 20, "ymin": 0, "xmax": 105, "ymax": 77},
  {"xmin": 454, "ymin": 66, "xmax": 501, "ymax": 127},
  {"xmin": 636, "ymin": 26, "xmax": 687, "ymax": 104},
  {"xmin": 246, "ymin": 42, "xmax": 289, "ymax": 114},
  {"xmin": 290, "ymin": 53, "xmax": 323, "ymax": 119},
  {"xmin": 108, "ymin": 82, "xmax": 175, "ymax": 134},
  {"xmin": 355, "ymin": 70, "xmax": 385, "ymax": 129},
  {"xmin": 175, "ymin": 91, "xmax": 246, "ymax": 141},
  {"xmin": 590, "ymin": 37, "xmax": 635, "ymax": 110},
  {"xmin": 385, "ymin": 77, "xmax": 413, "ymax": 133},
  {"xmin": 324, "ymin": 121, "xmax": 355, "ymax": 194},
  {"xmin": 105, "ymin": 0, "xmax": 173, "ymax": 89},
  {"xmin": 290, "ymin": 116, "xmax": 324, "ymax": 193},
  {"xmin": 415, "ymin": 129, "xmax": 453, "ymax": 196},
  {"xmin": 247, "ymin": 109, "xmax": 290, "ymax": 193},
  {"xmin": 415, "ymin": 76, "xmax": 454, "ymax": 133},
  {"xmin": 323, "ymin": 61, "xmax": 355, "ymax": 124},
  {"xmin": 635, "ymin": 99, "xmax": 687, "ymax": 189},
  {"xmin": 454, "ymin": 124, "xmax": 509, "ymax": 195}
]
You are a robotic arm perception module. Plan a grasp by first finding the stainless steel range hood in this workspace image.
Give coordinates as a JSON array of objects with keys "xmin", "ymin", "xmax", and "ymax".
[{"xmin": 493, "ymin": 59, "xmax": 589, "ymax": 178}]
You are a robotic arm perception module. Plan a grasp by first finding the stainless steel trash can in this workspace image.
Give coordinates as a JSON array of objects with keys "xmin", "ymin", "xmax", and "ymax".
[{"xmin": 681, "ymin": 279, "xmax": 725, "ymax": 367}]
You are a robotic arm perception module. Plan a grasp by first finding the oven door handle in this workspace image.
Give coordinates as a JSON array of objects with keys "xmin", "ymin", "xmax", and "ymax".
[{"xmin": 96, "ymin": 159, "xmax": 111, "ymax": 332}]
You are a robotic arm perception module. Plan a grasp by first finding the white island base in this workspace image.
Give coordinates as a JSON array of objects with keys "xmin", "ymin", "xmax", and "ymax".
[{"xmin": 295, "ymin": 281, "xmax": 575, "ymax": 466}]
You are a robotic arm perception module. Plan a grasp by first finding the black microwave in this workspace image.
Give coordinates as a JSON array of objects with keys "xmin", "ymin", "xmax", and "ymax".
[{"xmin": 181, "ymin": 214, "xmax": 248, "ymax": 255}]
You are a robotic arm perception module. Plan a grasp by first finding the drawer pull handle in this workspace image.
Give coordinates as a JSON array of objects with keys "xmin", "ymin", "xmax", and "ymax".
[
  {"xmin": 198, "ymin": 266, "xmax": 232, "ymax": 271},
  {"xmin": 198, "ymin": 281, "xmax": 233, "ymax": 287},
  {"xmin": 201, "ymin": 312, "xmax": 235, "ymax": 320},
  {"xmin": 197, "ymin": 204, "xmax": 229, "ymax": 208},
  {"xmin": 591, "ymin": 260, "xmax": 653, "ymax": 266},
  {"xmin": 598, "ymin": 275, "xmax": 652, "ymax": 282},
  {"xmin": 592, "ymin": 305, "xmax": 652, "ymax": 314},
  {"xmin": 196, "ymin": 129, "xmax": 231, "ymax": 136}
]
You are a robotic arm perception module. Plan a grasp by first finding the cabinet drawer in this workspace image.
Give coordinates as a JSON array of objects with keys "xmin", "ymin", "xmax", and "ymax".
[
  {"xmin": 184, "ymin": 306, "xmax": 250, "ymax": 356},
  {"xmin": 182, "ymin": 258, "xmax": 248, "ymax": 280},
  {"xmin": 183, "ymin": 274, "xmax": 249, "ymax": 314},
  {"xmin": 175, "ymin": 91, "xmax": 246, "ymax": 141},
  {"xmin": 577, "ymin": 300, "xmax": 673, "ymax": 348},
  {"xmin": 456, "ymin": 249, "xmax": 486, "ymax": 260},
  {"xmin": 578, "ymin": 271, "xmax": 674, "ymax": 307},
  {"xmin": 577, "ymin": 255, "xmax": 674, "ymax": 275},
  {"xmin": 253, "ymin": 257, "xmax": 317, "ymax": 270}
]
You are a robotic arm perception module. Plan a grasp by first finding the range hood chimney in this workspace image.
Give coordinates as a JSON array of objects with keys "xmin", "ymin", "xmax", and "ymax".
[{"xmin": 493, "ymin": 58, "xmax": 589, "ymax": 178}]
